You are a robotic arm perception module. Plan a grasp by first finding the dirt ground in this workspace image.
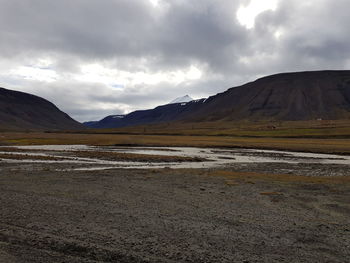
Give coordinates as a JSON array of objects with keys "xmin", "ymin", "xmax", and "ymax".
[{"xmin": 0, "ymin": 163, "xmax": 349, "ymax": 263}]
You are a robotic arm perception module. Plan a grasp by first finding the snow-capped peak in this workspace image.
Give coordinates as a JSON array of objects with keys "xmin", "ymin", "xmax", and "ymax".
[
  {"xmin": 111, "ymin": 115, "xmax": 125, "ymax": 119},
  {"xmin": 169, "ymin": 95, "xmax": 193, "ymax": 104}
]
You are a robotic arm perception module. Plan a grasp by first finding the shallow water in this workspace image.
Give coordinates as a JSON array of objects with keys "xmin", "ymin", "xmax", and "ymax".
[{"xmin": 1, "ymin": 145, "xmax": 350, "ymax": 171}]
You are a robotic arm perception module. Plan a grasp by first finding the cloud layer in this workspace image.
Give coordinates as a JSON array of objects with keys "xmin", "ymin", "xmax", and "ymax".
[{"xmin": 0, "ymin": 0, "xmax": 350, "ymax": 121}]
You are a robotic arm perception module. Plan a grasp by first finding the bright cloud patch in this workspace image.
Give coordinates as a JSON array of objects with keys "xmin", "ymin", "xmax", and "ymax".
[
  {"xmin": 149, "ymin": 0, "xmax": 160, "ymax": 7},
  {"xmin": 237, "ymin": 0, "xmax": 278, "ymax": 29},
  {"xmin": 76, "ymin": 64, "xmax": 202, "ymax": 87},
  {"xmin": 9, "ymin": 66, "xmax": 58, "ymax": 82}
]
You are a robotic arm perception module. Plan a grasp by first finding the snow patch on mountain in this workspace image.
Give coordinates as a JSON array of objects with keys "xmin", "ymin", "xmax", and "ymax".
[
  {"xmin": 169, "ymin": 95, "xmax": 193, "ymax": 104},
  {"xmin": 112, "ymin": 115, "xmax": 125, "ymax": 119}
]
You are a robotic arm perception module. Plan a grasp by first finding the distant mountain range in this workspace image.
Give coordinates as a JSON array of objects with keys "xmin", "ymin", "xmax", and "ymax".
[
  {"xmin": 0, "ymin": 87, "xmax": 83, "ymax": 130},
  {"xmin": 85, "ymin": 70, "xmax": 350, "ymax": 129},
  {"xmin": 84, "ymin": 99, "xmax": 206, "ymax": 129}
]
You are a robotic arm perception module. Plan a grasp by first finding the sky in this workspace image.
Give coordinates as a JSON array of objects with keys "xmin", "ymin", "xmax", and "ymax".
[{"xmin": 1, "ymin": 0, "xmax": 350, "ymax": 122}]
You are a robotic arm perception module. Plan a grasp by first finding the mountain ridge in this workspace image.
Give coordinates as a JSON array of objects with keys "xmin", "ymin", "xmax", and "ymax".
[
  {"xmin": 187, "ymin": 70, "xmax": 350, "ymax": 122},
  {"xmin": 85, "ymin": 70, "xmax": 350, "ymax": 129},
  {"xmin": 0, "ymin": 87, "xmax": 83, "ymax": 130}
]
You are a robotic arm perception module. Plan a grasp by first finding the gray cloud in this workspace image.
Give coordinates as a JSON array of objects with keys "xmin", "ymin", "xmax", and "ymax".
[{"xmin": 1, "ymin": 0, "xmax": 350, "ymax": 121}]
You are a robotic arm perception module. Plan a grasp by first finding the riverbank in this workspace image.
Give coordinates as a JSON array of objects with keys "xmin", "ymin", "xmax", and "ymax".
[
  {"xmin": 1, "ymin": 131, "xmax": 350, "ymax": 155},
  {"xmin": 1, "ymin": 145, "xmax": 350, "ymax": 171}
]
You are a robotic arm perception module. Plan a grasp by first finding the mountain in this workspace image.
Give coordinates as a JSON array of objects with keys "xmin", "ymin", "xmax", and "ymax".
[
  {"xmin": 84, "ymin": 115, "xmax": 126, "ymax": 129},
  {"xmin": 169, "ymin": 95, "xmax": 193, "ymax": 104},
  {"xmin": 0, "ymin": 87, "xmax": 83, "ymax": 130},
  {"xmin": 85, "ymin": 70, "xmax": 350, "ymax": 129},
  {"xmin": 84, "ymin": 100, "xmax": 205, "ymax": 129},
  {"xmin": 187, "ymin": 70, "xmax": 350, "ymax": 122}
]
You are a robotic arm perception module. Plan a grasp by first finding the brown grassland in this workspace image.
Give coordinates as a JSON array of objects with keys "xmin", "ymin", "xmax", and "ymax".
[
  {"xmin": 1, "ymin": 120, "xmax": 350, "ymax": 262},
  {"xmin": 88, "ymin": 119, "xmax": 350, "ymax": 138},
  {"xmin": 208, "ymin": 170, "xmax": 350, "ymax": 185},
  {"xmin": 0, "ymin": 153, "xmax": 68, "ymax": 161},
  {"xmin": 1, "ymin": 120, "xmax": 350, "ymax": 154},
  {"xmin": 70, "ymin": 151, "xmax": 206, "ymax": 162}
]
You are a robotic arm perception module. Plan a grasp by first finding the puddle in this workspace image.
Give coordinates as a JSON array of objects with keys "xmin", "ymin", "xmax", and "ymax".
[{"xmin": 1, "ymin": 145, "xmax": 350, "ymax": 171}]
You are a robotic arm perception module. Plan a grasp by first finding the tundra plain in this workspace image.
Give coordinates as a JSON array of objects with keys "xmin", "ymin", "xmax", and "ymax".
[{"xmin": 0, "ymin": 122, "xmax": 349, "ymax": 263}]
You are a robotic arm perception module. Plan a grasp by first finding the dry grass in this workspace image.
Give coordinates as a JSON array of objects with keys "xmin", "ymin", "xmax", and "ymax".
[
  {"xmin": 0, "ymin": 147, "xmax": 47, "ymax": 152},
  {"xmin": 0, "ymin": 153, "xmax": 67, "ymax": 161},
  {"xmin": 71, "ymin": 151, "xmax": 206, "ymax": 162},
  {"xmin": 224, "ymin": 179, "xmax": 240, "ymax": 186},
  {"xmin": 90, "ymin": 119, "xmax": 350, "ymax": 138},
  {"xmin": 1, "ymin": 131, "xmax": 350, "ymax": 155},
  {"xmin": 208, "ymin": 170, "xmax": 350, "ymax": 185}
]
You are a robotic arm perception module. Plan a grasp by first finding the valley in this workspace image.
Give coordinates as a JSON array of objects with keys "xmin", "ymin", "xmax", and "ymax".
[
  {"xmin": 1, "ymin": 0, "xmax": 350, "ymax": 260},
  {"xmin": 1, "ymin": 70, "xmax": 350, "ymax": 262}
]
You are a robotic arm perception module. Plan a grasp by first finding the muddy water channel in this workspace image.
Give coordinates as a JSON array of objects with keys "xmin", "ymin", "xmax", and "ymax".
[{"xmin": 1, "ymin": 145, "xmax": 350, "ymax": 171}]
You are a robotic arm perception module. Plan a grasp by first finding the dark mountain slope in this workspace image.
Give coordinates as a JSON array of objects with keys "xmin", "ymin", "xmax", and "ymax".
[
  {"xmin": 187, "ymin": 70, "xmax": 350, "ymax": 121},
  {"xmin": 0, "ymin": 87, "xmax": 83, "ymax": 130},
  {"xmin": 85, "ymin": 99, "xmax": 205, "ymax": 129}
]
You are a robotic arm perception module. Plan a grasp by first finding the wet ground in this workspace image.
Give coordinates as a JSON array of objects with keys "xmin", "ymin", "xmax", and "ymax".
[
  {"xmin": 0, "ymin": 146, "xmax": 349, "ymax": 262},
  {"xmin": 1, "ymin": 145, "xmax": 350, "ymax": 171}
]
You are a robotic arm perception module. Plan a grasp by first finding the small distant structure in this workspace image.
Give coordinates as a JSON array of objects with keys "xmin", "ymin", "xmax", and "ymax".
[{"xmin": 266, "ymin": 125, "xmax": 276, "ymax": 130}]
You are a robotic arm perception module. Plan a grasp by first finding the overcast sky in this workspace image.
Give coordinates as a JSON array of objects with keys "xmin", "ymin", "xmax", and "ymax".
[{"xmin": 1, "ymin": 0, "xmax": 350, "ymax": 122}]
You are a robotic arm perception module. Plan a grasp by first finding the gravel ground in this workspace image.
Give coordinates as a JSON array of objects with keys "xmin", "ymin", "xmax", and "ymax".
[{"xmin": 0, "ymin": 163, "xmax": 349, "ymax": 263}]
